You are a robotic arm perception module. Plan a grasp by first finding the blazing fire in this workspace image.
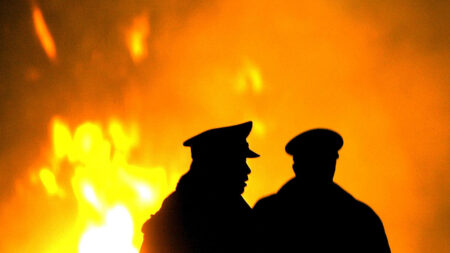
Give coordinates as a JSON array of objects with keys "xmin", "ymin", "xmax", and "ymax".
[
  {"xmin": 32, "ymin": 118, "xmax": 168, "ymax": 253},
  {"xmin": 0, "ymin": 1, "xmax": 448, "ymax": 253}
]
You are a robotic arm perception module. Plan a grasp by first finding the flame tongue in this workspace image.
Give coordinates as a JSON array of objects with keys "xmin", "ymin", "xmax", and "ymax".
[
  {"xmin": 126, "ymin": 14, "xmax": 150, "ymax": 64},
  {"xmin": 35, "ymin": 118, "xmax": 169, "ymax": 253},
  {"xmin": 32, "ymin": 4, "xmax": 57, "ymax": 62}
]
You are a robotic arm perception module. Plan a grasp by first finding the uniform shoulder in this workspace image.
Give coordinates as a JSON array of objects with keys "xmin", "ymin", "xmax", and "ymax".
[
  {"xmin": 351, "ymin": 197, "xmax": 390, "ymax": 250},
  {"xmin": 253, "ymin": 194, "xmax": 279, "ymax": 211},
  {"xmin": 347, "ymin": 193, "xmax": 380, "ymax": 217},
  {"xmin": 355, "ymin": 200, "xmax": 384, "ymax": 223},
  {"xmin": 333, "ymin": 184, "xmax": 384, "ymax": 221},
  {"xmin": 141, "ymin": 191, "xmax": 178, "ymax": 233},
  {"xmin": 253, "ymin": 179, "xmax": 297, "ymax": 211},
  {"xmin": 342, "ymin": 192, "xmax": 386, "ymax": 228}
]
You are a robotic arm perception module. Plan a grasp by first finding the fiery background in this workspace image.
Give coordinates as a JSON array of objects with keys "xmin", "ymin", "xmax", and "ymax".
[{"xmin": 0, "ymin": 0, "xmax": 448, "ymax": 252}]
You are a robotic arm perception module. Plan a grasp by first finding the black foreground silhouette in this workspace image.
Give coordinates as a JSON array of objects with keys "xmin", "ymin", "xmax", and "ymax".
[
  {"xmin": 140, "ymin": 121, "xmax": 259, "ymax": 253},
  {"xmin": 253, "ymin": 129, "xmax": 391, "ymax": 252}
]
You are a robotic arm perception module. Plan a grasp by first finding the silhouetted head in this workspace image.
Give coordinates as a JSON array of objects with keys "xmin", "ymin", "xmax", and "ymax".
[
  {"xmin": 184, "ymin": 121, "xmax": 259, "ymax": 195},
  {"xmin": 286, "ymin": 129, "xmax": 343, "ymax": 185}
]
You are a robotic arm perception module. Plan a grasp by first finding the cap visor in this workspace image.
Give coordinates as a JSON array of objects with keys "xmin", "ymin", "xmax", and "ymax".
[{"xmin": 246, "ymin": 149, "xmax": 260, "ymax": 158}]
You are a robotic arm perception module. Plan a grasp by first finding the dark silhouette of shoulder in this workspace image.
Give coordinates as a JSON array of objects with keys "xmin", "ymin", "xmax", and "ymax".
[
  {"xmin": 254, "ymin": 180, "xmax": 390, "ymax": 252},
  {"xmin": 253, "ymin": 129, "xmax": 390, "ymax": 252},
  {"xmin": 140, "ymin": 122, "xmax": 259, "ymax": 253}
]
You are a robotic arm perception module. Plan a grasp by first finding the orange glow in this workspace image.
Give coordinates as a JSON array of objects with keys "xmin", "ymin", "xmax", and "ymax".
[
  {"xmin": 32, "ymin": 5, "xmax": 57, "ymax": 62},
  {"xmin": 236, "ymin": 60, "xmax": 263, "ymax": 94},
  {"xmin": 0, "ymin": 1, "xmax": 447, "ymax": 253},
  {"xmin": 251, "ymin": 119, "xmax": 266, "ymax": 137},
  {"xmin": 126, "ymin": 14, "xmax": 150, "ymax": 63}
]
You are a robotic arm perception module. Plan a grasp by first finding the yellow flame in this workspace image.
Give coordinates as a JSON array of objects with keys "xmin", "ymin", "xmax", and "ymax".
[
  {"xmin": 248, "ymin": 66, "xmax": 263, "ymax": 93},
  {"xmin": 109, "ymin": 120, "xmax": 139, "ymax": 164},
  {"xmin": 32, "ymin": 5, "xmax": 57, "ymax": 62},
  {"xmin": 37, "ymin": 118, "xmax": 169, "ymax": 252},
  {"xmin": 126, "ymin": 14, "xmax": 150, "ymax": 63},
  {"xmin": 252, "ymin": 119, "xmax": 266, "ymax": 136},
  {"xmin": 52, "ymin": 118, "xmax": 73, "ymax": 160},
  {"xmin": 236, "ymin": 60, "xmax": 263, "ymax": 93},
  {"xmin": 39, "ymin": 168, "xmax": 59, "ymax": 196},
  {"xmin": 70, "ymin": 122, "xmax": 111, "ymax": 166}
]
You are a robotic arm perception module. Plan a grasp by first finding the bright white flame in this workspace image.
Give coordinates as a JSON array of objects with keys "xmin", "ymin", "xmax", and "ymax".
[
  {"xmin": 78, "ymin": 205, "xmax": 138, "ymax": 253},
  {"xmin": 135, "ymin": 183, "xmax": 154, "ymax": 202},
  {"xmin": 82, "ymin": 183, "xmax": 100, "ymax": 209}
]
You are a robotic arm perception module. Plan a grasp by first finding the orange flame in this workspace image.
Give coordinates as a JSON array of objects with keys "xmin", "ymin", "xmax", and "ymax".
[
  {"xmin": 32, "ymin": 5, "xmax": 57, "ymax": 62},
  {"xmin": 126, "ymin": 14, "xmax": 150, "ymax": 63}
]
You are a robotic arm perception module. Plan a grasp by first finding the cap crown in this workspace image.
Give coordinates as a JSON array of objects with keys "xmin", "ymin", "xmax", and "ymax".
[
  {"xmin": 285, "ymin": 128, "xmax": 343, "ymax": 156},
  {"xmin": 184, "ymin": 121, "xmax": 259, "ymax": 159}
]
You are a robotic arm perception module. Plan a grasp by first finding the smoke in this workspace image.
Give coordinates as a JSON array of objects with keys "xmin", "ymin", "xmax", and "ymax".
[{"xmin": 0, "ymin": 0, "xmax": 448, "ymax": 252}]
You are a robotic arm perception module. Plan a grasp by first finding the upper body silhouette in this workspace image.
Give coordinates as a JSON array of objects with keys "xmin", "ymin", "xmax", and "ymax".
[
  {"xmin": 140, "ymin": 121, "xmax": 259, "ymax": 253},
  {"xmin": 253, "ymin": 129, "xmax": 390, "ymax": 252}
]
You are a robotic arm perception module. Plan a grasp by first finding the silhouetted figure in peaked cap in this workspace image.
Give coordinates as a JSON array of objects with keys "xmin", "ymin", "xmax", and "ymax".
[
  {"xmin": 140, "ymin": 121, "xmax": 259, "ymax": 253},
  {"xmin": 253, "ymin": 129, "xmax": 390, "ymax": 253}
]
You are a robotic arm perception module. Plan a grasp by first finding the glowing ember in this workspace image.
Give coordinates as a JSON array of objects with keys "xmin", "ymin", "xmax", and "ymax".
[
  {"xmin": 32, "ymin": 5, "xmax": 57, "ymax": 62},
  {"xmin": 126, "ymin": 14, "xmax": 150, "ymax": 63}
]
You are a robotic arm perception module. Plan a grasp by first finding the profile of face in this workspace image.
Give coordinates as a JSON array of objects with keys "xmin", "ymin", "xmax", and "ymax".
[
  {"xmin": 213, "ymin": 155, "xmax": 251, "ymax": 195},
  {"xmin": 292, "ymin": 152, "xmax": 338, "ymax": 184}
]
